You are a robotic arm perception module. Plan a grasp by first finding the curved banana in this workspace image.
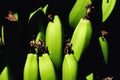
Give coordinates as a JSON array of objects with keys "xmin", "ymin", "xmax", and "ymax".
[
  {"xmin": 0, "ymin": 65, "xmax": 13, "ymax": 80},
  {"xmin": 62, "ymin": 53, "xmax": 78, "ymax": 80},
  {"xmin": 23, "ymin": 53, "xmax": 39, "ymax": 80},
  {"xmin": 69, "ymin": 0, "xmax": 91, "ymax": 28},
  {"xmin": 102, "ymin": 0, "xmax": 117, "ymax": 22},
  {"xmin": 46, "ymin": 14, "xmax": 63, "ymax": 69},
  {"xmin": 99, "ymin": 36, "xmax": 109, "ymax": 64},
  {"xmin": 70, "ymin": 17, "xmax": 92, "ymax": 61},
  {"xmin": 39, "ymin": 53, "xmax": 57, "ymax": 80}
]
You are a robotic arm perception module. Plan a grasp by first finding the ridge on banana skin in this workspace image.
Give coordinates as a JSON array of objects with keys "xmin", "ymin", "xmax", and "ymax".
[
  {"xmin": 99, "ymin": 36, "xmax": 109, "ymax": 64},
  {"xmin": 46, "ymin": 14, "xmax": 63, "ymax": 69},
  {"xmin": 70, "ymin": 18, "xmax": 92, "ymax": 61},
  {"xmin": 39, "ymin": 53, "xmax": 57, "ymax": 80},
  {"xmin": 62, "ymin": 53, "xmax": 78, "ymax": 80},
  {"xmin": 69, "ymin": 0, "xmax": 91, "ymax": 28},
  {"xmin": 23, "ymin": 53, "xmax": 39, "ymax": 80}
]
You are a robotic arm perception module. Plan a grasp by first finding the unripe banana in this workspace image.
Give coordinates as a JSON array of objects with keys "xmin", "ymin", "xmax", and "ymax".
[
  {"xmin": 62, "ymin": 53, "xmax": 78, "ymax": 80},
  {"xmin": 69, "ymin": 0, "xmax": 91, "ymax": 28},
  {"xmin": 70, "ymin": 17, "xmax": 92, "ymax": 61},
  {"xmin": 102, "ymin": 0, "xmax": 116, "ymax": 22},
  {"xmin": 23, "ymin": 53, "xmax": 39, "ymax": 80},
  {"xmin": 39, "ymin": 53, "xmax": 57, "ymax": 80},
  {"xmin": 0, "ymin": 65, "xmax": 13, "ymax": 80},
  {"xmin": 46, "ymin": 14, "xmax": 63, "ymax": 69},
  {"xmin": 98, "ymin": 36, "xmax": 109, "ymax": 64}
]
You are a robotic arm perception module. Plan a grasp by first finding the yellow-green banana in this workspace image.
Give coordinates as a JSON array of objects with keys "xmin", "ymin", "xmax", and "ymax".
[
  {"xmin": 102, "ymin": 0, "xmax": 117, "ymax": 22},
  {"xmin": 98, "ymin": 36, "xmax": 109, "ymax": 64},
  {"xmin": 46, "ymin": 14, "xmax": 63, "ymax": 69},
  {"xmin": 39, "ymin": 53, "xmax": 57, "ymax": 80},
  {"xmin": 69, "ymin": 0, "xmax": 91, "ymax": 28},
  {"xmin": 0, "ymin": 65, "xmax": 13, "ymax": 80},
  {"xmin": 23, "ymin": 53, "xmax": 39, "ymax": 80},
  {"xmin": 70, "ymin": 17, "xmax": 92, "ymax": 61},
  {"xmin": 62, "ymin": 53, "xmax": 78, "ymax": 80}
]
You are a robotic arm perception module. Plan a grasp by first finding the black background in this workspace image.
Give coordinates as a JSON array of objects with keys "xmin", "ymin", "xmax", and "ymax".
[{"xmin": 0, "ymin": 0, "xmax": 120, "ymax": 80}]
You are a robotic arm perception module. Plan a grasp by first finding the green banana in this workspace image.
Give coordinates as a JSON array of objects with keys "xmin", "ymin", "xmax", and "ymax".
[
  {"xmin": 46, "ymin": 14, "xmax": 63, "ymax": 69},
  {"xmin": 98, "ymin": 35, "xmax": 109, "ymax": 64},
  {"xmin": 0, "ymin": 65, "xmax": 13, "ymax": 80},
  {"xmin": 62, "ymin": 53, "xmax": 78, "ymax": 80},
  {"xmin": 69, "ymin": 0, "xmax": 91, "ymax": 28},
  {"xmin": 102, "ymin": 0, "xmax": 117, "ymax": 22},
  {"xmin": 23, "ymin": 53, "xmax": 39, "ymax": 80},
  {"xmin": 62, "ymin": 41, "xmax": 78, "ymax": 80},
  {"xmin": 39, "ymin": 53, "xmax": 57, "ymax": 80},
  {"xmin": 70, "ymin": 17, "xmax": 92, "ymax": 61}
]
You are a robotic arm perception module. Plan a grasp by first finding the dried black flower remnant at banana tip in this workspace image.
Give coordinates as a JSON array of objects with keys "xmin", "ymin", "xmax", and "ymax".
[
  {"xmin": 29, "ymin": 39, "xmax": 37, "ymax": 53},
  {"xmin": 48, "ymin": 14, "xmax": 54, "ymax": 22},
  {"xmin": 84, "ymin": 3, "xmax": 94, "ymax": 20},
  {"xmin": 64, "ymin": 38, "xmax": 73, "ymax": 54},
  {"xmin": 101, "ymin": 30, "xmax": 108, "ymax": 41}
]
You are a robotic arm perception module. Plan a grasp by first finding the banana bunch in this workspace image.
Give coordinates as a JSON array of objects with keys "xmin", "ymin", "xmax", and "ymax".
[
  {"xmin": 62, "ymin": 41, "xmax": 78, "ymax": 80},
  {"xmin": 68, "ymin": 0, "xmax": 91, "ymax": 28},
  {"xmin": 46, "ymin": 14, "xmax": 63, "ymax": 69},
  {"xmin": 70, "ymin": 17, "xmax": 92, "ymax": 61},
  {"xmin": 102, "ymin": 0, "xmax": 117, "ymax": 22}
]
